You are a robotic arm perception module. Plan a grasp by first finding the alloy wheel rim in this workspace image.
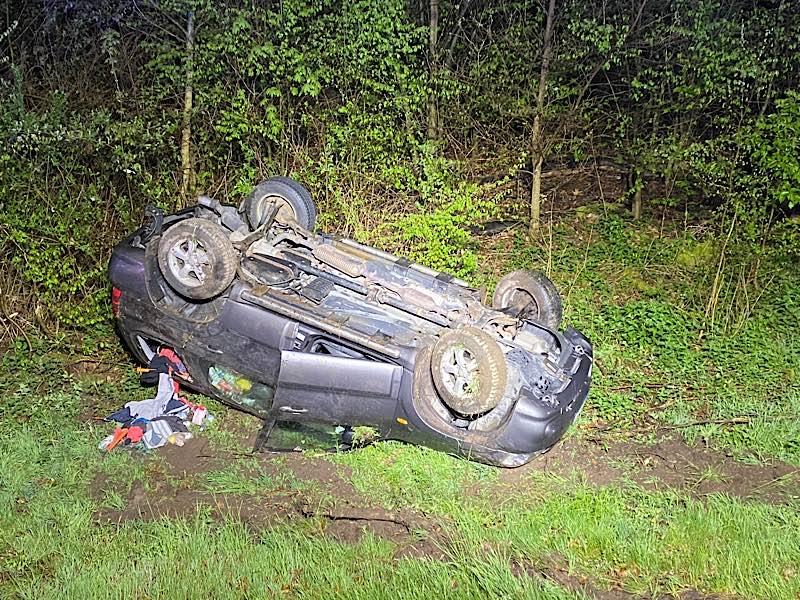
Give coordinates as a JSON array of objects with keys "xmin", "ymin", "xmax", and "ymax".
[
  {"xmin": 167, "ymin": 237, "xmax": 211, "ymax": 287},
  {"xmin": 439, "ymin": 345, "xmax": 480, "ymax": 398}
]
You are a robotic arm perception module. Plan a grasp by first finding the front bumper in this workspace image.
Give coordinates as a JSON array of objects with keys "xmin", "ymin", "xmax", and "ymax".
[
  {"xmin": 404, "ymin": 327, "xmax": 592, "ymax": 467},
  {"xmin": 456, "ymin": 336, "xmax": 591, "ymax": 467},
  {"xmin": 490, "ymin": 337, "xmax": 591, "ymax": 465}
]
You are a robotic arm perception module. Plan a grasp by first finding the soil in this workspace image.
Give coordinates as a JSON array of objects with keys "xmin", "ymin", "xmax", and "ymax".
[
  {"xmin": 91, "ymin": 434, "xmax": 447, "ymax": 560},
  {"xmin": 500, "ymin": 435, "xmax": 798, "ymax": 505}
]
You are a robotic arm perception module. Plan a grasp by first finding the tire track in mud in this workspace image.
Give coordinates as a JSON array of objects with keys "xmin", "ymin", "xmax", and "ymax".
[{"xmin": 91, "ymin": 441, "xmax": 447, "ymax": 560}]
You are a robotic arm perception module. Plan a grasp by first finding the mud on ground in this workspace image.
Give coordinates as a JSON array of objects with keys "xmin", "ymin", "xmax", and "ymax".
[
  {"xmin": 90, "ymin": 412, "xmax": 796, "ymax": 600},
  {"xmin": 503, "ymin": 436, "xmax": 798, "ymax": 506},
  {"xmin": 91, "ymin": 435, "xmax": 447, "ymax": 560}
]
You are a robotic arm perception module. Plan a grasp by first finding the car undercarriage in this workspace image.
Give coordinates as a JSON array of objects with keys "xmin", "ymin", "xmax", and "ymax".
[{"xmin": 110, "ymin": 177, "xmax": 592, "ymax": 467}]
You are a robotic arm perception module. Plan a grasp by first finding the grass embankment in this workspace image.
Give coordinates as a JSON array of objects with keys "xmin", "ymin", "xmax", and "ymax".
[{"xmin": 1, "ymin": 205, "xmax": 798, "ymax": 599}]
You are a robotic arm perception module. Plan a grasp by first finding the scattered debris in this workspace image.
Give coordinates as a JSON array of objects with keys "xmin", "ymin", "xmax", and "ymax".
[{"xmin": 99, "ymin": 346, "xmax": 212, "ymax": 452}]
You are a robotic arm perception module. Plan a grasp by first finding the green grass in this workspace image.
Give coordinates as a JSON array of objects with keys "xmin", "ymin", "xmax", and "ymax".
[
  {"xmin": 3, "ymin": 411, "xmax": 798, "ymax": 599},
  {"xmin": 0, "ymin": 407, "xmax": 579, "ymax": 599},
  {"xmin": 200, "ymin": 464, "xmax": 282, "ymax": 495},
  {"xmin": 197, "ymin": 457, "xmax": 314, "ymax": 496},
  {"xmin": 1, "ymin": 383, "xmax": 797, "ymax": 599},
  {"xmin": 483, "ymin": 484, "xmax": 800, "ymax": 599},
  {"xmin": 339, "ymin": 443, "xmax": 800, "ymax": 599},
  {"xmin": 7, "ymin": 518, "xmax": 582, "ymax": 599},
  {"xmin": 334, "ymin": 442, "xmax": 498, "ymax": 512}
]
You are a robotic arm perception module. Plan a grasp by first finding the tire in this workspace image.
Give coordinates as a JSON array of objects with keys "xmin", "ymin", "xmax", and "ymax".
[
  {"xmin": 492, "ymin": 270, "xmax": 562, "ymax": 330},
  {"xmin": 241, "ymin": 176, "xmax": 317, "ymax": 230},
  {"xmin": 430, "ymin": 327, "xmax": 508, "ymax": 417},
  {"xmin": 157, "ymin": 218, "xmax": 237, "ymax": 300}
]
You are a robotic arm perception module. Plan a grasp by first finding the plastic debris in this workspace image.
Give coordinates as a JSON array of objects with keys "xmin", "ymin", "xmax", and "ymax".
[{"xmin": 208, "ymin": 364, "xmax": 273, "ymax": 410}]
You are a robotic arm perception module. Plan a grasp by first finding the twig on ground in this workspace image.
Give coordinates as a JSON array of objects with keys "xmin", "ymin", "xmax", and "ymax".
[
  {"xmin": 298, "ymin": 505, "xmax": 414, "ymax": 531},
  {"xmin": 749, "ymin": 471, "xmax": 799, "ymax": 492}
]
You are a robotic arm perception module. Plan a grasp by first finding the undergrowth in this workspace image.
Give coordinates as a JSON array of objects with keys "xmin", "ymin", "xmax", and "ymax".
[{"xmin": 487, "ymin": 204, "xmax": 800, "ymax": 465}]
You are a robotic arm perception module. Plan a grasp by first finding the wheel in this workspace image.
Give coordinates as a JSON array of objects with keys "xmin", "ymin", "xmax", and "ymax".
[
  {"xmin": 241, "ymin": 176, "xmax": 317, "ymax": 230},
  {"xmin": 157, "ymin": 218, "xmax": 237, "ymax": 300},
  {"xmin": 430, "ymin": 327, "xmax": 508, "ymax": 417},
  {"xmin": 492, "ymin": 270, "xmax": 562, "ymax": 330}
]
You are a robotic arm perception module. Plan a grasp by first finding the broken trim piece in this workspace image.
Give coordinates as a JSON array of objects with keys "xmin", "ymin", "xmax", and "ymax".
[{"xmin": 137, "ymin": 335, "xmax": 155, "ymax": 361}]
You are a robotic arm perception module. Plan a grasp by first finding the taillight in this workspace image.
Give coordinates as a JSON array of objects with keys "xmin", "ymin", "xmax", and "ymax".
[{"xmin": 111, "ymin": 287, "xmax": 122, "ymax": 317}]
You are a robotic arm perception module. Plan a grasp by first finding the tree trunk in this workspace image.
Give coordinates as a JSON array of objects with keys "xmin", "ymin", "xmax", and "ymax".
[
  {"xmin": 628, "ymin": 167, "xmax": 643, "ymax": 219},
  {"xmin": 530, "ymin": 151, "xmax": 543, "ymax": 232},
  {"xmin": 427, "ymin": 0, "xmax": 439, "ymax": 140},
  {"xmin": 632, "ymin": 184, "xmax": 643, "ymax": 219},
  {"xmin": 529, "ymin": 0, "xmax": 556, "ymax": 238},
  {"xmin": 633, "ymin": 187, "xmax": 642, "ymax": 221},
  {"xmin": 180, "ymin": 10, "xmax": 195, "ymax": 200}
]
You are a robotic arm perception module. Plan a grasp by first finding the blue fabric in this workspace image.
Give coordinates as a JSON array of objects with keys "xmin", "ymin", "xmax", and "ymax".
[
  {"xmin": 164, "ymin": 397, "xmax": 189, "ymax": 417},
  {"xmin": 105, "ymin": 407, "xmax": 133, "ymax": 423}
]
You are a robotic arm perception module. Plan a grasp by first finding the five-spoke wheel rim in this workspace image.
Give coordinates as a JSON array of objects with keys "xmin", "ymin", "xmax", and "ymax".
[
  {"xmin": 439, "ymin": 345, "xmax": 480, "ymax": 398},
  {"xmin": 167, "ymin": 237, "xmax": 211, "ymax": 287}
]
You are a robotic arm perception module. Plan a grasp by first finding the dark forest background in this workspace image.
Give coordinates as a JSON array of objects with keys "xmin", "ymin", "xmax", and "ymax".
[{"xmin": 1, "ymin": 0, "xmax": 799, "ymax": 337}]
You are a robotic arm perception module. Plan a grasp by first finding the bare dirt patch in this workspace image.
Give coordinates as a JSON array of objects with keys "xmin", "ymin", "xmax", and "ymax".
[
  {"xmin": 91, "ymin": 436, "xmax": 445, "ymax": 557},
  {"xmin": 501, "ymin": 435, "xmax": 798, "ymax": 505}
]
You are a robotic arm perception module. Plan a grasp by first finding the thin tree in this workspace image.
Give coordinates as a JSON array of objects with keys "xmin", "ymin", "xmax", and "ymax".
[
  {"xmin": 180, "ymin": 10, "xmax": 195, "ymax": 199},
  {"xmin": 427, "ymin": 0, "xmax": 440, "ymax": 140},
  {"xmin": 529, "ymin": 0, "xmax": 556, "ymax": 237}
]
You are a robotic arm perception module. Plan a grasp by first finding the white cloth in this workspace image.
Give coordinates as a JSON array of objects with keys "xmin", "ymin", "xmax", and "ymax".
[{"xmin": 124, "ymin": 373, "xmax": 174, "ymax": 420}]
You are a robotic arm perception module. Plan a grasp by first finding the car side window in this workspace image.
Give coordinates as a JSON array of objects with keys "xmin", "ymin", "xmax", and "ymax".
[{"xmin": 207, "ymin": 364, "xmax": 275, "ymax": 415}]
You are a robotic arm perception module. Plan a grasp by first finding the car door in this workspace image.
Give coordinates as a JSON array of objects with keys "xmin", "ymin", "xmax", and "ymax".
[
  {"xmin": 272, "ymin": 345, "xmax": 403, "ymax": 429},
  {"xmin": 187, "ymin": 293, "xmax": 299, "ymax": 416}
]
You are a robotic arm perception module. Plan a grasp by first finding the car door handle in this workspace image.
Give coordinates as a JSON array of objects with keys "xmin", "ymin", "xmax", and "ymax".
[{"xmin": 278, "ymin": 406, "xmax": 308, "ymax": 414}]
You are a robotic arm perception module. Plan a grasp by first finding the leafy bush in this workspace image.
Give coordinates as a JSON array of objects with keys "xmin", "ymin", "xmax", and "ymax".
[
  {"xmin": 749, "ymin": 92, "xmax": 800, "ymax": 209},
  {"xmin": 377, "ymin": 154, "xmax": 496, "ymax": 279}
]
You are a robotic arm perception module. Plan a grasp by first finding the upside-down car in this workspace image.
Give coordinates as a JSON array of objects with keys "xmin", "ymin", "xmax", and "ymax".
[{"xmin": 109, "ymin": 177, "xmax": 591, "ymax": 467}]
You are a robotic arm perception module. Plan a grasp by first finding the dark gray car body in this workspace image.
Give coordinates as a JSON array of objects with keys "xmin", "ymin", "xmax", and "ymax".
[{"xmin": 109, "ymin": 204, "xmax": 592, "ymax": 467}]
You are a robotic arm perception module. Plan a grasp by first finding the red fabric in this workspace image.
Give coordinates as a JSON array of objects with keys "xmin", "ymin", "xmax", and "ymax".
[
  {"xmin": 158, "ymin": 348, "xmax": 186, "ymax": 371},
  {"xmin": 126, "ymin": 426, "xmax": 145, "ymax": 443},
  {"xmin": 176, "ymin": 394, "xmax": 201, "ymax": 410},
  {"xmin": 111, "ymin": 287, "xmax": 122, "ymax": 317},
  {"xmin": 158, "ymin": 348, "xmax": 187, "ymax": 392}
]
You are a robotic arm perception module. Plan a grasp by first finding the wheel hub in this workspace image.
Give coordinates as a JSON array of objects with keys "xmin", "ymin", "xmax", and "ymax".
[
  {"xmin": 504, "ymin": 288, "xmax": 538, "ymax": 317},
  {"xmin": 168, "ymin": 238, "xmax": 211, "ymax": 286},
  {"xmin": 254, "ymin": 194, "xmax": 296, "ymax": 225},
  {"xmin": 439, "ymin": 346, "xmax": 479, "ymax": 398}
]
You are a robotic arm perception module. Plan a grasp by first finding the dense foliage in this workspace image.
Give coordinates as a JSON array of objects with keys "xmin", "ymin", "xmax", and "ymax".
[{"xmin": 1, "ymin": 0, "xmax": 799, "ymax": 333}]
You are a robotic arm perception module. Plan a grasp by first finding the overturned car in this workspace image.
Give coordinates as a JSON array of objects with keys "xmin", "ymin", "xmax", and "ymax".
[{"xmin": 109, "ymin": 177, "xmax": 591, "ymax": 467}]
